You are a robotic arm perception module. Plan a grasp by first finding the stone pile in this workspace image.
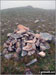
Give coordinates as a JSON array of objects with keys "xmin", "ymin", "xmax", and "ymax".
[{"xmin": 3, "ymin": 24, "xmax": 54, "ymax": 59}]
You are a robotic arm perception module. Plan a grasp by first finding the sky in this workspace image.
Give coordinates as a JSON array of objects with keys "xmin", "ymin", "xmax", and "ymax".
[{"xmin": 1, "ymin": 1, "xmax": 55, "ymax": 10}]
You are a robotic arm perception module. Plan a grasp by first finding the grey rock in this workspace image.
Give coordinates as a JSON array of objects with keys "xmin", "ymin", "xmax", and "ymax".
[
  {"xmin": 40, "ymin": 32, "xmax": 53, "ymax": 41},
  {"xmin": 21, "ymin": 50, "xmax": 27, "ymax": 57},
  {"xmin": 26, "ymin": 58, "xmax": 37, "ymax": 66},
  {"xmin": 10, "ymin": 33, "xmax": 22, "ymax": 39},
  {"xmin": 40, "ymin": 43, "xmax": 50, "ymax": 51}
]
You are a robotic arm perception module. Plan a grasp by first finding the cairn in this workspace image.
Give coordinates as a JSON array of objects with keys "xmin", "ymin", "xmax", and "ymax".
[{"xmin": 3, "ymin": 24, "xmax": 52, "ymax": 60}]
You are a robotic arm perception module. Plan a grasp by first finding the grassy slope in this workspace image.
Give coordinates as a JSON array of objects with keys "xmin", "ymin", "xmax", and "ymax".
[{"xmin": 1, "ymin": 6, "xmax": 55, "ymax": 74}]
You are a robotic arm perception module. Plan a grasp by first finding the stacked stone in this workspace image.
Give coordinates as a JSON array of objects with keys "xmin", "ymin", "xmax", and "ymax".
[{"xmin": 3, "ymin": 24, "xmax": 53, "ymax": 59}]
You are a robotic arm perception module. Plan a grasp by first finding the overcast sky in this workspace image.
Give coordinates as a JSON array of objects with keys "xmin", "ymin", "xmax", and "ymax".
[{"xmin": 1, "ymin": 1, "xmax": 55, "ymax": 10}]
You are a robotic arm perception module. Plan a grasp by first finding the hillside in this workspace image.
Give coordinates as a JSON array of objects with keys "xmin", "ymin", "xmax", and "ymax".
[{"xmin": 1, "ymin": 6, "xmax": 55, "ymax": 74}]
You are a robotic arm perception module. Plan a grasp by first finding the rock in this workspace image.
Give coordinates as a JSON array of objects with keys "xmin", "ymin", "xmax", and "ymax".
[
  {"xmin": 40, "ymin": 43, "xmax": 50, "ymax": 51},
  {"xmin": 23, "ymin": 43, "xmax": 36, "ymax": 51},
  {"xmin": 35, "ymin": 34, "xmax": 41, "ymax": 38},
  {"xmin": 17, "ymin": 24, "xmax": 29, "ymax": 31},
  {"xmin": 23, "ymin": 33, "xmax": 29, "ymax": 37},
  {"xmin": 3, "ymin": 49, "xmax": 8, "ymax": 54},
  {"xmin": 10, "ymin": 33, "xmax": 22, "ymax": 39},
  {"xmin": 8, "ymin": 46, "xmax": 13, "ymax": 52},
  {"xmin": 16, "ymin": 30, "xmax": 26, "ymax": 34},
  {"xmin": 25, "ymin": 37, "xmax": 36, "ymax": 43},
  {"xmin": 11, "ymin": 39, "xmax": 17, "ymax": 45},
  {"xmin": 16, "ymin": 48, "xmax": 21, "ymax": 54},
  {"xmin": 38, "ymin": 51, "xmax": 46, "ymax": 57},
  {"xmin": 34, "ymin": 19, "xmax": 39, "ymax": 23},
  {"xmin": 26, "ymin": 58, "xmax": 37, "ymax": 66},
  {"xmin": 21, "ymin": 50, "xmax": 27, "ymax": 57},
  {"xmin": 35, "ymin": 39, "xmax": 40, "ymax": 47},
  {"xmin": 3, "ymin": 43, "xmax": 8, "ymax": 48},
  {"xmin": 40, "ymin": 33, "xmax": 53, "ymax": 41},
  {"xmin": 7, "ymin": 33, "xmax": 12, "ymax": 37},
  {"xmin": 28, "ymin": 50, "xmax": 35, "ymax": 56},
  {"xmin": 16, "ymin": 42, "xmax": 20, "ymax": 48},
  {"xmin": 25, "ymin": 40, "xmax": 34, "ymax": 43},
  {"xmin": 4, "ymin": 53, "xmax": 13, "ymax": 59}
]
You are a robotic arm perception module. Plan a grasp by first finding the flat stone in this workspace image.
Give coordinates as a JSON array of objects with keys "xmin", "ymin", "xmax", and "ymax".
[
  {"xmin": 16, "ymin": 30, "xmax": 26, "ymax": 34},
  {"xmin": 17, "ymin": 24, "xmax": 29, "ymax": 31},
  {"xmin": 40, "ymin": 33, "xmax": 53, "ymax": 41},
  {"xmin": 23, "ymin": 43, "xmax": 36, "ymax": 51}
]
